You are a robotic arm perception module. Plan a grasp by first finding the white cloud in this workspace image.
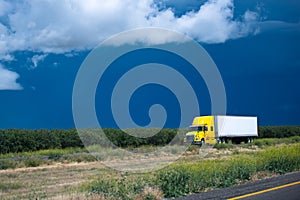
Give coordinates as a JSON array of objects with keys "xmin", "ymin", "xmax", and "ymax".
[
  {"xmin": 150, "ymin": 0, "xmax": 258, "ymax": 43},
  {"xmin": 0, "ymin": 54, "xmax": 15, "ymax": 62},
  {"xmin": 103, "ymin": 27, "xmax": 190, "ymax": 46},
  {"xmin": 258, "ymin": 20, "xmax": 300, "ymax": 33},
  {"xmin": 31, "ymin": 54, "xmax": 48, "ymax": 68},
  {"xmin": 0, "ymin": 0, "xmax": 12, "ymax": 17},
  {"xmin": 0, "ymin": 64, "xmax": 23, "ymax": 90},
  {"xmin": 0, "ymin": 0, "xmax": 260, "ymax": 56}
]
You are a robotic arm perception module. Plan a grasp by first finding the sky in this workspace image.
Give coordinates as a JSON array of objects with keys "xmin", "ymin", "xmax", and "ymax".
[{"xmin": 0, "ymin": 0, "xmax": 299, "ymax": 129}]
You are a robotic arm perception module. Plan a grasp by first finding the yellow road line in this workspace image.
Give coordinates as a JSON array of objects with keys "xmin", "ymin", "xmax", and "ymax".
[{"xmin": 228, "ymin": 181, "xmax": 300, "ymax": 200}]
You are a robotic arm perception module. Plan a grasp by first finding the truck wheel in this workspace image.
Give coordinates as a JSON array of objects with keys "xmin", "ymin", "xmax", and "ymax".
[{"xmin": 200, "ymin": 139, "xmax": 205, "ymax": 146}]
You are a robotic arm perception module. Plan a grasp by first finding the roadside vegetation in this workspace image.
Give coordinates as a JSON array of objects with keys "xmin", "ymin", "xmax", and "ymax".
[
  {"xmin": 0, "ymin": 136, "xmax": 299, "ymax": 171},
  {"xmin": 0, "ymin": 147, "xmax": 94, "ymax": 170},
  {"xmin": 81, "ymin": 144, "xmax": 300, "ymax": 199},
  {"xmin": 213, "ymin": 135, "xmax": 300, "ymax": 150},
  {"xmin": 0, "ymin": 127, "xmax": 300, "ymax": 199}
]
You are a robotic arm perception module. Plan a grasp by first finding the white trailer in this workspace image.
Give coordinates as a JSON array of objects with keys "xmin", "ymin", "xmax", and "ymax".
[{"xmin": 215, "ymin": 115, "xmax": 258, "ymax": 143}]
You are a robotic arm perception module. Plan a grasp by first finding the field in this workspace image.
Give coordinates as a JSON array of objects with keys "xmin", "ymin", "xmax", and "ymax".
[{"xmin": 0, "ymin": 135, "xmax": 300, "ymax": 200}]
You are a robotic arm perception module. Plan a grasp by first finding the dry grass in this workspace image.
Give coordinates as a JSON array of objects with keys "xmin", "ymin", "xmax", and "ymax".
[
  {"xmin": 0, "ymin": 162, "xmax": 106, "ymax": 200},
  {"xmin": 0, "ymin": 141, "xmax": 298, "ymax": 199},
  {"xmin": 0, "ymin": 148, "xmax": 211, "ymax": 199}
]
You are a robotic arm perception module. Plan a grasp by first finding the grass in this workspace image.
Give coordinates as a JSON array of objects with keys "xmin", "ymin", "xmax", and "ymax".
[
  {"xmin": 0, "ymin": 145, "xmax": 184, "ymax": 171},
  {"xmin": 256, "ymin": 145, "xmax": 300, "ymax": 174},
  {"xmin": 1, "ymin": 137, "xmax": 299, "ymax": 171},
  {"xmin": 213, "ymin": 142, "xmax": 234, "ymax": 150},
  {"xmin": 0, "ymin": 147, "xmax": 95, "ymax": 170},
  {"xmin": 252, "ymin": 136, "xmax": 300, "ymax": 147},
  {"xmin": 0, "ymin": 161, "xmax": 107, "ymax": 200},
  {"xmin": 213, "ymin": 136, "xmax": 300, "ymax": 149},
  {"xmin": 82, "ymin": 144, "xmax": 300, "ymax": 198},
  {"xmin": 0, "ymin": 137, "xmax": 299, "ymax": 199},
  {"xmin": 158, "ymin": 144, "xmax": 299, "ymax": 197},
  {"xmin": 82, "ymin": 174, "xmax": 160, "ymax": 200},
  {"xmin": 0, "ymin": 147, "xmax": 88, "ymax": 160},
  {"xmin": 0, "ymin": 182, "xmax": 22, "ymax": 191},
  {"xmin": 0, "ymin": 159, "xmax": 17, "ymax": 170}
]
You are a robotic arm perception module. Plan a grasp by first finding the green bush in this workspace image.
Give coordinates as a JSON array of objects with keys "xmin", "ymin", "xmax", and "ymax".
[
  {"xmin": 0, "ymin": 129, "xmax": 83, "ymax": 154},
  {"xmin": 157, "ymin": 145, "xmax": 299, "ymax": 197},
  {"xmin": 45, "ymin": 152, "xmax": 63, "ymax": 160},
  {"xmin": 86, "ymin": 174, "xmax": 156, "ymax": 200},
  {"xmin": 0, "ymin": 159, "xmax": 17, "ymax": 170},
  {"xmin": 256, "ymin": 145, "xmax": 300, "ymax": 174},
  {"xmin": 63, "ymin": 153, "xmax": 96, "ymax": 163},
  {"xmin": 157, "ymin": 166, "xmax": 192, "ymax": 197},
  {"xmin": 156, "ymin": 156, "xmax": 256, "ymax": 197},
  {"xmin": 252, "ymin": 136, "xmax": 300, "ymax": 147},
  {"xmin": 24, "ymin": 157, "xmax": 44, "ymax": 167},
  {"xmin": 259, "ymin": 126, "xmax": 300, "ymax": 138}
]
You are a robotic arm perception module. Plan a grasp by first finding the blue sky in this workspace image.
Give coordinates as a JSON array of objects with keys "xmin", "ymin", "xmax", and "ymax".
[{"xmin": 0, "ymin": 0, "xmax": 299, "ymax": 129}]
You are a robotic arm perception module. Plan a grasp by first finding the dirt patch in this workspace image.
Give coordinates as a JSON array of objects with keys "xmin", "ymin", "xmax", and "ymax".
[
  {"xmin": 0, "ymin": 161, "xmax": 105, "ymax": 199},
  {"xmin": 0, "ymin": 161, "xmax": 103, "ymax": 174}
]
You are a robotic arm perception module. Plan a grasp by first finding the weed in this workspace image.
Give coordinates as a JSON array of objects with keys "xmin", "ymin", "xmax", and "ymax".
[
  {"xmin": 187, "ymin": 145, "xmax": 199, "ymax": 152},
  {"xmin": 157, "ymin": 165, "xmax": 191, "ymax": 197},
  {"xmin": 0, "ymin": 182, "xmax": 22, "ymax": 191},
  {"xmin": 140, "ymin": 186, "xmax": 163, "ymax": 200},
  {"xmin": 0, "ymin": 159, "xmax": 17, "ymax": 170},
  {"xmin": 256, "ymin": 145, "xmax": 300, "ymax": 174},
  {"xmin": 63, "ymin": 153, "xmax": 96, "ymax": 163},
  {"xmin": 83, "ymin": 143, "xmax": 299, "ymax": 199},
  {"xmin": 24, "ymin": 157, "xmax": 43, "ymax": 167},
  {"xmin": 84, "ymin": 173, "xmax": 157, "ymax": 200},
  {"xmin": 26, "ymin": 190, "xmax": 48, "ymax": 200},
  {"xmin": 213, "ymin": 143, "xmax": 233, "ymax": 150}
]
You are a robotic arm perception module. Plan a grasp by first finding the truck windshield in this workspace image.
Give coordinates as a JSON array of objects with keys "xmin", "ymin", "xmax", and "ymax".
[{"xmin": 189, "ymin": 126, "xmax": 203, "ymax": 132}]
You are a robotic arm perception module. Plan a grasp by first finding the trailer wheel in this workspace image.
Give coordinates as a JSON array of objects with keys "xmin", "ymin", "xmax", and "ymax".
[
  {"xmin": 221, "ymin": 138, "xmax": 226, "ymax": 144},
  {"xmin": 246, "ymin": 137, "xmax": 251, "ymax": 143}
]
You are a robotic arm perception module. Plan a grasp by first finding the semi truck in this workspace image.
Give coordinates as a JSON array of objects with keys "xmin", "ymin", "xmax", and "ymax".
[{"xmin": 185, "ymin": 115, "xmax": 258, "ymax": 145}]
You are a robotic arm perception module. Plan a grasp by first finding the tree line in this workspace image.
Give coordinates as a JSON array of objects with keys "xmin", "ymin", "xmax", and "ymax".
[
  {"xmin": 0, "ymin": 128, "xmax": 180, "ymax": 154},
  {"xmin": 258, "ymin": 126, "xmax": 300, "ymax": 138},
  {"xmin": 0, "ymin": 126, "xmax": 299, "ymax": 154}
]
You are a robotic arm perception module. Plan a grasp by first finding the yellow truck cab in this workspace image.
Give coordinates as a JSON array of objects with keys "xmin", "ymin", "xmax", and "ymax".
[
  {"xmin": 185, "ymin": 116, "xmax": 216, "ymax": 145},
  {"xmin": 185, "ymin": 115, "xmax": 258, "ymax": 145}
]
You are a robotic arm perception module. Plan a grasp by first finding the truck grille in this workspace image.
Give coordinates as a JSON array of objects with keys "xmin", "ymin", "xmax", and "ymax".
[{"xmin": 186, "ymin": 135, "xmax": 195, "ymax": 143}]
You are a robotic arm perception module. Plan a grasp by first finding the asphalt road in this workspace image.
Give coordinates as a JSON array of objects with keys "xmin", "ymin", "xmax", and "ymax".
[{"xmin": 174, "ymin": 171, "xmax": 300, "ymax": 200}]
